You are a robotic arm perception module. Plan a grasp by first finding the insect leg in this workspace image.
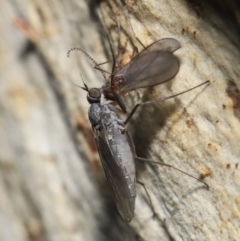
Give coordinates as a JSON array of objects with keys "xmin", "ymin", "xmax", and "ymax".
[
  {"xmin": 124, "ymin": 80, "xmax": 210, "ymax": 125},
  {"xmin": 135, "ymin": 156, "xmax": 209, "ymax": 188},
  {"xmin": 126, "ymin": 131, "xmax": 209, "ymax": 188},
  {"xmin": 137, "ymin": 180, "xmax": 157, "ymax": 219},
  {"xmin": 120, "ymin": 0, "xmax": 145, "ymax": 50},
  {"xmin": 93, "ymin": 61, "xmax": 112, "ymax": 74},
  {"xmin": 103, "ymin": 23, "xmax": 130, "ymax": 113},
  {"xmin": 106, "ymin": 0, "xmax": 139, "ymax": 58},
  {"xmin": 109, "ymin": 16, "xmax": 122, "ymax": 61}
]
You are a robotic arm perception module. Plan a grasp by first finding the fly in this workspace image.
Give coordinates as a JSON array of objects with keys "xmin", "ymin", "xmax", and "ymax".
[
  {"xmin": 84, "ymin": 86, "xmax": 136, "ymax": 222},
  {"xmin": 68, "ymin": 14, "xmax": 209, "ymax": 222},
  {"xmin": 102, "ymin": 38, "xmax": 181, "ymax": 113},
  {"xmin": 81, "ymin": 81, "xmax": 209, "ymax": 222},
  {"xmin": 68, "ymin": 37, "xmax": 181, "ymax": 113}
]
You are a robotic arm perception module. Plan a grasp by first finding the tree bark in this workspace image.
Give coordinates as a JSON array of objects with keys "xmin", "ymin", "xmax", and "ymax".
[{"xmin": 1, "ymin": 0, "xmax": 240, "ymax": 241}]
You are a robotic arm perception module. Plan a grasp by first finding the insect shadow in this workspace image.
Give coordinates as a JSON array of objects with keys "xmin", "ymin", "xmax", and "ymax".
[{"xmin": 129, "ymin": 85, "xmax": 179, "ymax": 158}]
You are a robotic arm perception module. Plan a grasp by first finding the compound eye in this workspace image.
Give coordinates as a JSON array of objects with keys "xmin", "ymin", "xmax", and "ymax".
[
  {"xmin": 87, "ymin": 88, "xmax": 101, "ymax": 103},
  {"xmin": 89, "ymin": 88, "xmax": 101, "ymax": 99}
]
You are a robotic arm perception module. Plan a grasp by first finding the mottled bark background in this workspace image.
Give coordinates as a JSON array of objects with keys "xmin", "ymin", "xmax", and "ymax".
[{"xmin": 0, "ymin": 0, "xmax": 240, "ymax": 241}]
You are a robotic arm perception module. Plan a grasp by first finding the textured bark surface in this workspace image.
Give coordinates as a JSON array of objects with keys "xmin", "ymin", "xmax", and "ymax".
[{"xmin": 1, "ymin": 0, "xmax": 240, "ymax": 241}]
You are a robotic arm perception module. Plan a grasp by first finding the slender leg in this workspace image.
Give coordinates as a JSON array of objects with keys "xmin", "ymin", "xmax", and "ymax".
[
  {"xmin": 137, "ymin": 180, "xmax": 156, "ymax": 218},
  {"xmin": 93, "ymin": 59, "xmax": 111, "ymax": 74},
  {"xmin": 120, "ymin": 0, "xmax": 149, "ymax": 50},
  {"xmin": 107, "ymin": 0, "xmax": 139, "ymax": 58},
  {"xmin": 124, "ymin": 80, "xmax": 210, "ymax": 125},
  {"xmin": 135, "ymin": 157, "xmax": 209, "ymax": 188},
  {"xmin": 104, "ymin": 26, "xmax": 130, "ymax": 114},
  {"xmin": 126, "ymin": 131, "xmax": 209, "ymax": 188},
  {"xmin": 109, "ymin": 16, "xmax": 121, "ymax": 61},
  {"xmin": 94, "ymin": 65, "xmax": 111, "ymax": 74}
]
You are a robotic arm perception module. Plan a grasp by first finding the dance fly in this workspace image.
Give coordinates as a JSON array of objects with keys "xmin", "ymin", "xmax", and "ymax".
[
  {"xmin": 68, "ymin": 31, "xmax": 209, "ymax": 222},
  {"xmin": 81, "ymin": 81, "xmax": 209, "ymax": 222},
  {"xmin": 83, "ymin": 85, "xmax": 136, "ymax": 222},
  {"xmin": 68, "ymin": 38, "xmax": 180, "ymax": 113}
]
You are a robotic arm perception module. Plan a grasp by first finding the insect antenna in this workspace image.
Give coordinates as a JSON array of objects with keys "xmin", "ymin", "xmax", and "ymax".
[
  {"xmin": 70, "ymin": 73, "xmax": 89, "ymax": 92},
  {"xmin": 67, "ymin": 47, "xmax": 107, "ymax": 80},
  {"xmin": 80, "ymin": 74, "xmax": 89, "ymax": 91}
]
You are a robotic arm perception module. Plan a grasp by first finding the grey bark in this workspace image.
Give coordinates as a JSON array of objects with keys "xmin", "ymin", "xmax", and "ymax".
[{"xmin": 0, "ymin": 0, "xmax": 240, "ymax": 241}]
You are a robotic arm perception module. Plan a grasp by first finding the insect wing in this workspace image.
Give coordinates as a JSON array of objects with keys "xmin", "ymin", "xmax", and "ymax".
[
  {"xmin": 139, "ymin": 37, "xmax": 180, "ymax": 53},
  {"xmin": 114, "ymin": 38, "xmax": 180, "ymax": 91},
  {"xmin": 94, "ymin": 123, "xmax": 136, "ymax": 222}
]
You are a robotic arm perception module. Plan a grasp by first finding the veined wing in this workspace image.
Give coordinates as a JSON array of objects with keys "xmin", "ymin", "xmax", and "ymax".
[
  {"xmin": 94, "ymin": 123, "xmax": 136, "ymax": 222},
  {"xmin": 114, "ymin": 38, "xmax": 180, "ymax": 91}
]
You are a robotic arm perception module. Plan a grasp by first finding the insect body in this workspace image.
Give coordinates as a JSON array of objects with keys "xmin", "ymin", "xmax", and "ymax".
[
  {"xmin": 69, "ymin": 36, "xmax": 209, "ymax": 222},
  {"xmin": 68, "ymin": 38, "xmax": 181, "ymax": 113},
  {"xmin": 103, "ymin": 38, "xmax": 180, "ymax": 94},
  {"xmin": 86, "ymin": 87, "xmax": 136, "ymax": 222},
  {"xmin": 82, "ymin": 81, "xmax": 209, "ymax": 222},
  {"xmin": 103, "ymin": 38, "xmax": 181, "ymax": 113}
]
